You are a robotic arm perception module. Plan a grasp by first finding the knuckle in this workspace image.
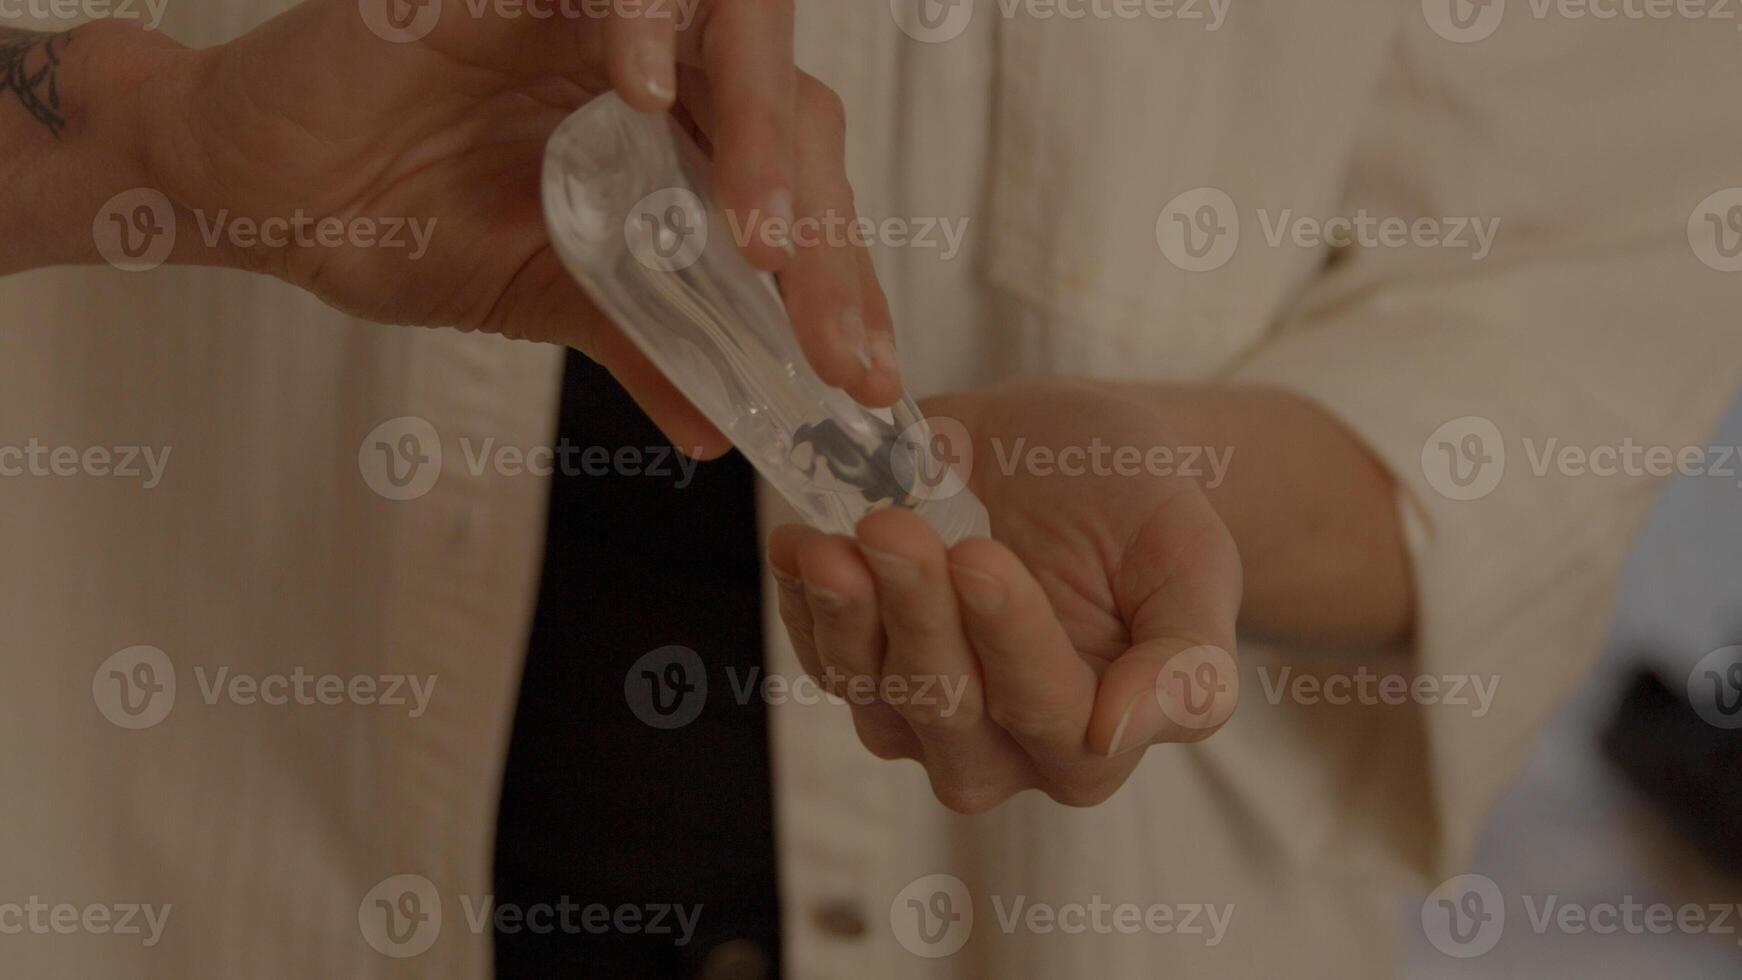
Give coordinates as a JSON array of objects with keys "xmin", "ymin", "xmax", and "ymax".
[
  {"xmin": 855, "ymin": 727, "xmax": 914, "ymax": 762},
  {"xmin": 777, "ymin": 604, "xmax": 814, "ymax": 647},
  {"xmin": 804, "ymin": 588, "xmax": 862, "ymax": 625},
  {"xmin": 931, "ymin": 778, "xmax": 1010, "ymax": 816},
  {"xmin": 809, "ymin": 664, "xmax": 846, "ymax": 699},
  {"xmin": 814, "ymin": 662, "xmax": 846, "ymax": 692},
  {"xmin": 1046, "ymin": 774, "xmax": 1124, "ymax": 809},
  {"xmin": 799, "ymin": 80, "xmax": 848, "ymax": 136},
  {"xmin": 879, "ymin": 604, "xmax": 954, "ymax": 646},
  {"xmin": 849, "ymin": 708, "xmax": 916, "ymax": 761},
  {"xmin": 892, "ymin": 689, "xmax": 975, "ymax": 733},
  {"xmin": 985, "ymin": 696, "xmax": 1077, "ymax": 741}
]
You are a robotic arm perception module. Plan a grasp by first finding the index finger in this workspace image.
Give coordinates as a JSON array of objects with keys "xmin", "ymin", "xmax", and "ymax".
[
  {"xmin": 685, "ymin": 0, "xmax": 796, "ymax": 271},
  {"xmin": 604, "ymin": 1, "xmax": 678, "ymax": 110},
  {"xmin": 947, "ymin": 539, "xmax": 1106, "ymax": 781}
]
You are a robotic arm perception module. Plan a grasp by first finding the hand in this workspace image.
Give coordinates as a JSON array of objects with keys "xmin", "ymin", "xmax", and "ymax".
[
  {"xmin": 767, "ymin": 380, "xmax": 1244, "ymax": 813},
  {"xmin": 134, "ymin": 0, "xmax": 896, "ymax": 454}
]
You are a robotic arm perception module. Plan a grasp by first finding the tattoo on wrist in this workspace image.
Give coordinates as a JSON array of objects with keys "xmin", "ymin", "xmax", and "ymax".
[{"xmin": 0, "ymin": 28, "xmax": 72, "ymax": 139}]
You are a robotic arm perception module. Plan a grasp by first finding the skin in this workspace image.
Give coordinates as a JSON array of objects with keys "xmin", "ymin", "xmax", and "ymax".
[
  {"xmin": 0, "ymin": 3, "xmax": 900, "ymax": 457},
  {"xmin": 768, "ymin": 380, "xmax": 1413, "ymax": 813}
]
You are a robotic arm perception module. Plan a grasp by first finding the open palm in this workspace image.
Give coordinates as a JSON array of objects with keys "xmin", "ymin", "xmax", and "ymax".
[{"xmin": 769, "ymin": 379, "xmax": 1243, "ymax": 812}]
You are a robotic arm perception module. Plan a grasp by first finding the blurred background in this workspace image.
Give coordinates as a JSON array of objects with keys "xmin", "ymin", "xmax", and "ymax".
[{"xmin": 1406, "ymin": 391, "xmax": 1742, "ymax": 977}]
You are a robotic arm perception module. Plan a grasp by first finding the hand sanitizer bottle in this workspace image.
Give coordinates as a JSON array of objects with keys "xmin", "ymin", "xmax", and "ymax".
[{"xmin": 542, "ymin": 93, "xmax": 990, "ymax": 544}]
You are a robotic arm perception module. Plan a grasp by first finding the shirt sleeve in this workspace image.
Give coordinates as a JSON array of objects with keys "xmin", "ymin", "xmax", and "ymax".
[{"xmin": 1226, "ymin": 9, "xmax": 1742, "ymax": 879}]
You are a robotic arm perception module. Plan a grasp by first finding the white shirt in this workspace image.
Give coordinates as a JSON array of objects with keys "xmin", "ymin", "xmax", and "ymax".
[{"xmin": 3, "ymin": 1, "xmax": 1740, "ymax": 976}]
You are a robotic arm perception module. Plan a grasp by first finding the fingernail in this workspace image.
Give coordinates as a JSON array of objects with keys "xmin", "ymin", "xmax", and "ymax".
[
  {"xmin": 1106, "ymin": 693, "xmax": 1156, "ymax": 758},
  {"xmin": 949, "ymin": 564, "xmax": 1004, "ymax": 614},
  {"xmin": 860, "ymin": 546, "xmax": 922, "ymax": 590},
  {"xmin": 870, "ymin": 334, "xmax": 901, "ymax": 385},
  {"xmin": 767, "ymin": 188, "xmax": 795, "ymax": 243},
  {"xmin": 771, "ymin": 567, "xmax": 804, "ymax": 593},
  {"xmin": 839, "ymin": 309, "xmax": 872, "ymax": 372},
  {"xmin": 639, "ymin": 41, "xmax": 675, "ymax": 103},
  {"xmin": 805, "ymin": 585, "xmax": 849, "ymax": 613}
]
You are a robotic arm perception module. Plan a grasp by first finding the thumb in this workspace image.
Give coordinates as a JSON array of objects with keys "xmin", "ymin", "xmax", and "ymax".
[
  {"xmin": 1089, "ymin": 639, "xmax": 1239, "ymax": 757},
  {"xmin": 1085, "ymin": 490, "xmax": 1242, "ymax": 756}
]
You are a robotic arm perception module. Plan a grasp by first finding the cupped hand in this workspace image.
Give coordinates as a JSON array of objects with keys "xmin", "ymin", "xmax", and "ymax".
[
  {"xmin": 140, "ymin": 0, "xmax": 896, "ymax": 454},
  {"xmin": 767, "ymin": 379, "xmax": 1243, "ymax": 813}
]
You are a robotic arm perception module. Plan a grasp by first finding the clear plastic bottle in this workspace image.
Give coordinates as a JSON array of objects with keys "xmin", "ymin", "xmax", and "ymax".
[{"xmin": 541, "ymin": 93, "xmax": 990, "ymax": 544}]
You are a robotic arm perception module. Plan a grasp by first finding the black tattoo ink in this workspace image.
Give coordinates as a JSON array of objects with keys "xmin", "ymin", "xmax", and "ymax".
[{"xmin": 0, "ymin": 29, "xmax": 72, "ymax": 139}]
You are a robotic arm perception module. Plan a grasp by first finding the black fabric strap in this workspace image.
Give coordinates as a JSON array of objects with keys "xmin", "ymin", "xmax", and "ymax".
[{"xmin": 494, "ymin": 349, "xmax": 782, "ymax": 979}]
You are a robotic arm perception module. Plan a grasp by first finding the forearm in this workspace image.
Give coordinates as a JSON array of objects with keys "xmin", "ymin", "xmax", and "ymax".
[
  {"xmin": 1121, "ymin": 384, "xmax": 1415, "ymax": 650},
  {"xmin": 0, "ymin": 21, "xmax": 204, "ymax": 275}
]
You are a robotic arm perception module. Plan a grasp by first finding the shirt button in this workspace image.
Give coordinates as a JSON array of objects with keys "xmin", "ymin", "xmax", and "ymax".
[
  {"xmin": 697, "ymin": 938, "xmax": 771, "ymax": 980},
  {"xmin": 810, "ymin": 900, "xmax": 868, "ymax": 940}
]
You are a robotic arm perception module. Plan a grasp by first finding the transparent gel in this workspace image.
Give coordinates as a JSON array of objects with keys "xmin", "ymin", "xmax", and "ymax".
[{"xmin": 541, "ymin": 93, "xmax": 990, "ymax": 544}]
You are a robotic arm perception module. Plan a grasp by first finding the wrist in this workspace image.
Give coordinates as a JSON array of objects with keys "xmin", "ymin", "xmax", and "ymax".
[
  {"xmin": 0, "ymin": 20, "xmax": 198, "ymax": 274},
  {"xmin": 1136, "ymin": 383, "xmax": 1414, "ymax": 648},
  {"xmin": 131, "ymin": 34, "xmax": 281, "ymax": 276}
]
